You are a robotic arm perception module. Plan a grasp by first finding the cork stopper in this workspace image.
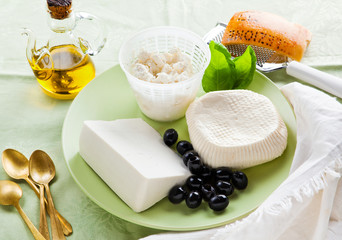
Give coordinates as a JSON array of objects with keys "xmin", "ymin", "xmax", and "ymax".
[{"xmin": 47, "ymin": 0, "xmax": 72, "ymax": 19}]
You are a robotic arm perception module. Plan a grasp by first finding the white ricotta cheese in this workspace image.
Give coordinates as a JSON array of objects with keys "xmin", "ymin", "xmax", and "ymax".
[
  {"xmin": 79, "ymin": 118, "xmax": 190, "ymax": 212},
  {"xmin": 186, "ymin": 90, "xmax": 288, "ymax": 169},
  {"xmin": 131, "ymin": 48, "xmax": 193, "ymax": 84}
]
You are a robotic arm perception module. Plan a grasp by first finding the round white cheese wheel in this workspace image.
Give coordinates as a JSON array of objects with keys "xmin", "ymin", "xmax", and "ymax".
[{"xmin": 186, "ymin": 90, "xmax": 288, "ymax": 169}]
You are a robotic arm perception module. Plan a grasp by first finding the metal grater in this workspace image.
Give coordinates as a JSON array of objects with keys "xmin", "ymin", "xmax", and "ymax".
[{"xmin": 203, "ymin": 23, "xmax": 289, "ymax": 73}]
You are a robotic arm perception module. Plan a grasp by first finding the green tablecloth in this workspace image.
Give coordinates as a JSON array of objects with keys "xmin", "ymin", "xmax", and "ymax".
[{"xmin": 0, "ymin": 0, "xmax": 341, "ymax": 239}]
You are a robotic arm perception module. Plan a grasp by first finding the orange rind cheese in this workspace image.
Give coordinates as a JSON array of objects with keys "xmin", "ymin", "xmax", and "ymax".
[{"xmin": 221, "ymin": 10, "xmax": 312, "ymax": 61}]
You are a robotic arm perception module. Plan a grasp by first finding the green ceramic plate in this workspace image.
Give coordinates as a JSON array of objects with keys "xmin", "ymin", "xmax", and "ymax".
[{"xmin": 62, "ymin": 64, "xmax": 296, "ymax": 231}]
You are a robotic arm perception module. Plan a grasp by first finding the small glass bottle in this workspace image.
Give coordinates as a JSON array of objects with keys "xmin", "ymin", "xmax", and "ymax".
[{"xmin": 24, "ymin": 0, "xmax": 107, "ymax": 99}]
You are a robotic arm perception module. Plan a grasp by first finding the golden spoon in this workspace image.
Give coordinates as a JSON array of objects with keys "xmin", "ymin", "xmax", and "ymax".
[
  {"xmin": 2, "ymin": 149, "xmax": 49, "ymax": 239},
  {"xmin": 29, "ymin": 150, "xmax": 65, "ymax": 240},
  {"xmin": 0, "ymin": 180, "xmax": 46, "ymax": 240},
  {"xmin": 2, "ymin": 149, "xmax": 72, "ymax": 236},
  {"xmin": 38, "ymin": 182, "xmax": 50, "ymax": 240}
]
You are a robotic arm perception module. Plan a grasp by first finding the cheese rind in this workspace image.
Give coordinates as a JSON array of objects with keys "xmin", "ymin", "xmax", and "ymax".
[
  {"xmin": 79, "ymin": 118, "xmax": 190, "ymax": 212},
  {"xmin": 186, "ymin": 90, "xmax": 288, "ymax": 169},
  {"xmin": 221, "ymin": 10, "xmax": 312, "ymax": 62}
]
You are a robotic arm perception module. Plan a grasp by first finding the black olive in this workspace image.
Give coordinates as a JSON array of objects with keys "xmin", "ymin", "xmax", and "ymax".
[
  {"xmin": 209, "ymin": 194, "xmax": 229, "ymax": 211},
  {"xmin": 186, "ymin": 175, "xmax": 203, "ymax": 190},
  {"xmin": 186, "ymin": 191, "xmax": 202, "ymax": 209},
  {"xmin": 188, "ymin": 156, "xmax": 202, "ymax": 175},
  {"xmin": 168, "ymin": 185, "xmax": 187, "ymax": 204},
  {"xmin": 182, "ymin": 150, "xmax": 199, "ymax": 166},
  {"xmin": 163, "ymin": 129, "xmax": 178, "ymax": 146},
  {"xmin": 201, "ymin": 184, "xmax": 216, "ymax": 202},
  {"xmin": 232, "ymin": 171, "xmax": 248, "ymax": 190},
  {"xmin": 214, "ymin": 167, "xmax": 233, "ymax": 182},
  {"xmin": 199, "ymin": 165, "xmax": 212, "ymax": 181},
  {"xmin": 216, "ymin": 180, "xmax": 234, "ymax": 196},
  {"xmin": 176, "ymin": 140, "xmax": 193, "ymax": 155}
]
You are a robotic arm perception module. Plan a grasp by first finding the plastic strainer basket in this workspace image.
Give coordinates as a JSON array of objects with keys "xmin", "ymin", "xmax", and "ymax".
[{"xmin": 119, "ymin": 26, "xmax": 211, "ymax": 122}]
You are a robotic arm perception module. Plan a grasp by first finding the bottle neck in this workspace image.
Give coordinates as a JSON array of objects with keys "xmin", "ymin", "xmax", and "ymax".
[{"xmin": 47, "ymin": 12, "xmax": 76, "ymax": 33}]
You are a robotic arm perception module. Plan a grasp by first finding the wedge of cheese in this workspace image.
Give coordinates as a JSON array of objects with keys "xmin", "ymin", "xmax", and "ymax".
[
  {"xmin": 186, "ymin": 90, "xmax": 288, "ymax": 169},
  {"xmin": 79, "ymin": 118, "xmax": 190, "ymax": 212},
  {"xmin": 221, "ymin": 10, "xmax": 312, "ymax": 62}
]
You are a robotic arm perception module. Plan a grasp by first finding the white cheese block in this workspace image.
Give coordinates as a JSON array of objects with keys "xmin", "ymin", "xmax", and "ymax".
[
  {"xmin": 186, "ymin": 90, "xmax": 288, "ymax": 169},
  {"xmin": 79, "ymin": 118, "xmax": 190, "ymax": 212}
]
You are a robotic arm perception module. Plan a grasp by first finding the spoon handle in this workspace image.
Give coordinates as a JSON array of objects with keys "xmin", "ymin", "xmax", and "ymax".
[
  {"xmin": 39, "ymin": 185, "xmax": 50, "ymax": 240},
  {"xmin": 26, "ymin": 178, "xmax": 73, "ymax": 236},
  {"xmin": 55, "ymin": 210, "xmax": 72, "ymax": 236},
  {"xmin": 14, "ymin": 202, "xmax": 47, "ymax": 240},
  {"xmin": 44, "ymin": 184, "xmax": 65, "ymax": 240}
]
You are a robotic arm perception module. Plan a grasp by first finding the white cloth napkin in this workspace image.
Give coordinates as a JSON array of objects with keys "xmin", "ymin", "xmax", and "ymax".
[{"xmin": 141, "ymin": 82, "xmax": 342, "ymax": 240}]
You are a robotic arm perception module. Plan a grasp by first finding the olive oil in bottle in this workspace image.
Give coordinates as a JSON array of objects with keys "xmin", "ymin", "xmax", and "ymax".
[
  {"xmin": 31, "ymin": 44, "xmax": 95, "ymax": 99},
  {"xmin": 24, "ymin": 0, "xmax": 107, "ymax": 100}
]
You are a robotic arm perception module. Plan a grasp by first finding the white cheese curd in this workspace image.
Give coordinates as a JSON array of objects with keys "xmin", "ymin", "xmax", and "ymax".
[
  {"xmin": 186, "ymin": 90, "xmax": 288, "ymax": 169},
  {"xmin": 131, "ymin": 63, "xmax": 155, "ymax": 82},
  {"xmin": 79, "ymin": 118, "xmax": 190, "ymax": 212},
  {"xmin": 127, "ymin": 48, "xmax": 200, "ymax": 122},
  {"xmin": 131, "ymin": 48, "xmax": 193, "ymax": 84}
]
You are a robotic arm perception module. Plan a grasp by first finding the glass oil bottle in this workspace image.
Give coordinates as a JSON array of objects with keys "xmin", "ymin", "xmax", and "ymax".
[{"xmin": 24, "ymin": 0, "xmax": 107, "ymax": 99}]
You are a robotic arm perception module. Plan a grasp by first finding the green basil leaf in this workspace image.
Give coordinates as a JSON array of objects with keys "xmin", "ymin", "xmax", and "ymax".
[
  {"xmin": 202, "ymin": 41, "xmax": 236, "ymax": 92},
  {"xmin": 232, "ymin": 45, "xmax": 257, "ymax": 89}
]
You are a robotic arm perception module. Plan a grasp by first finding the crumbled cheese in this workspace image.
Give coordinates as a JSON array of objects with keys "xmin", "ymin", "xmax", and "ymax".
[
  {"xmin": 131, "ymin": 63, "xmax": 155, "ymax": 82},
  {"xmin": 131, "ymin": 48, "xmax": 193, "ymax": 83}
]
